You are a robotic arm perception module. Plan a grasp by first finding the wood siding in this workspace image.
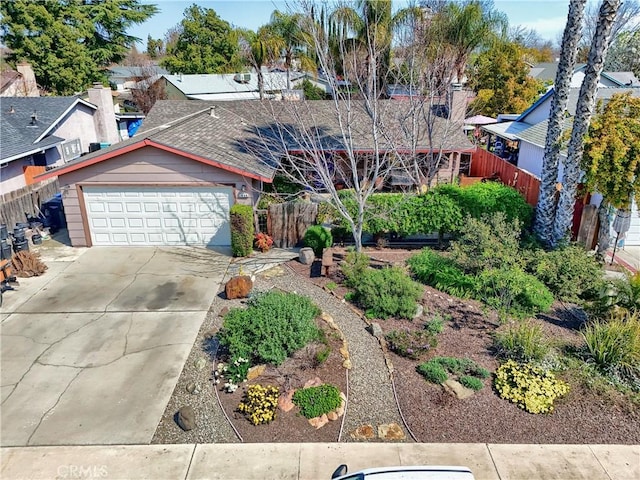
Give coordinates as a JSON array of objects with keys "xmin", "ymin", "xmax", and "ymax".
[{"xmin": 59, "ymin": 146, "xmax": 251, "ymax": 246}]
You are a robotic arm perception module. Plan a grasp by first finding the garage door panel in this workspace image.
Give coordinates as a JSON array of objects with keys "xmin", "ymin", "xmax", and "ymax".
[{"xmin": 84, "ymin": 186, "xmax": 232, "ymax": 246}]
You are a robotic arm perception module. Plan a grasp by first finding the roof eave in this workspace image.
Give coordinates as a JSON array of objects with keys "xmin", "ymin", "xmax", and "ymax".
[{"xmin": 35, "ymin": 139, "xmax": 273, "ymax": 183}]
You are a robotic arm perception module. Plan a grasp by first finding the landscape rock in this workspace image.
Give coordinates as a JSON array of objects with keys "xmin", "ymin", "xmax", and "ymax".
[
  {"xmin": 303, "ymin": 377, "xmax": 323, "ymax": 389},
  {"xmin": 309, "ymin": 414, "xmax": 329, "ymax": 429},
  {"xmin": 378, "ymin": 423, "xmax": 406, "ymax": 441},
  {"xmin": 193, "ymin": 357, "xmax": 207, "ymax": 371},
  {"xmin": 349, "ymin": 424, "xmax": 376, "ymax": 440},
  {"xmin": 339, "ymin": 346, "xmax": 350, "ymax": 359},
  {"xmin": 218, "ymin": 306, "xmax": 230, "ymax": 317},
  {"xmin": 185, "ymin": 382, "xmax": 201, "ymax": 395},
  {"xmin": 225, "ymin": 276, "xmax": 253, "ymax": 299},
  {"xmin": 177, "ymin": 406, "xmax": 196, "ymax": 431},
  {"xmin": 367, "ymin": 322, "xmax": 383, "ymax": 338},
  {"xmin": 413, "ymin": 304, "xmax": 424, "ymax": 319},
  {"xmin": 321, "ymin": 248, "xmax": 334, "ymax": 266},
  {"xmin": 278, "ymin": 390, "xmax": 295, "ymax": 412},
  {"xmin": 443, "ymin": 379, "xmax": 475, "ymax": 400},
  {"xmin": 299, "ymin": 248, "xmax": 315, "ymax": 265},
  {"xmin": 342, "ymin": 359, "xmax": 353, "ymax": 369},
  {"xmin": 327, "ymin": 411, "xmax": 339, "ymax": 421},
  {"xmin": 247, "ymin": 364, "xmax": 266, "ymax": 381},
  {"xmin": 203, "ymin": 329, "xmax": 217, "ymax": 340}
]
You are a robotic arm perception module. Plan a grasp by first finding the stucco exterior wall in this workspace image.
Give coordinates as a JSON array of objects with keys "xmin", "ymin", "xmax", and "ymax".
[
  {"xmin": 58, "ymin": 146, "xmax": 253, "ymax": 247},
  {"xmin": 51, "ymin": 103, "xmax": 99, "ymax": 154},
  {"xmin": 0, "ymin": 159, "xmax": 30, "ymax": 194}
]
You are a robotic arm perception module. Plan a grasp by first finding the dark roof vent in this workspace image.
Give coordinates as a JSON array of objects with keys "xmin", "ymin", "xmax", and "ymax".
[
  {"xmin": 8, "ymin": 105, "xmax": 15, "ymax": 114},
  {"xmin": 28, "ymin": 110, "xmax": 38, "ymax": 127}
]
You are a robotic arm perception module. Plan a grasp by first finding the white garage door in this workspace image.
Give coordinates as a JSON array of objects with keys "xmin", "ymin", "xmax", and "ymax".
[{"xmin": 84, "ymin": 186, "xmax": 233, "ymax": 246}]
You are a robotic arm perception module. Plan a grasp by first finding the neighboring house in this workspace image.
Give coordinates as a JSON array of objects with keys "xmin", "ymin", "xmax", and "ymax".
[
  {"xmin": 0, "ymin": 63, "xmax": 39, "ymax": 97},
  {"xmin": 107, "ymin": 65, "xmax": 169, "ymax": 93},
  {"xmin": 480, "ymin": 85, "xmax": 640, "ymax": 244},
  {"xmin": 159, "ymin": 71, "xmax": 307, "ymax": 101},
  {"xmin": 1, "ymin": 84, "xmax": 129, "ymax": 195},
  {"xmin": 37, "ymin": 99, "xmax": 473, "ymax": 248},
  {"xmin": 529, "ymin": 62, "xmax": 639, "ymax": 87}
]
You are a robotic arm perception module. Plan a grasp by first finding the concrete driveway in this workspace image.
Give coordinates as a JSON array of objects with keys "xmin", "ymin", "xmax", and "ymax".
[{"xmin": 1, "ymin": 246, "xmax": 230, "ymax": 446}]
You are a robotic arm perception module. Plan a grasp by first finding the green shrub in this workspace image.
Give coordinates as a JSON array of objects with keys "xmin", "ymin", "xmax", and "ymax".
[
  {"xmin": 582, "ymin": 314, "xmax": 640, "ymax": 384},
  {"xmin": 230, "ymin": 204, "xmax": 254, "ymax": 257},
  {"xmin": 385, "ymin": 328, "xmax": 437, "ymax": 360},
  {"xmin": 450, "ymin": 212, "xmax": 524, "ymax": 273},
  {"xmin": 494, "ymin": 360, "xmax": 570, "ymax": 414},
  {"xmin": 494, "ymin": 321, "xmax": 551, "ymax": 362},
  {"xmin": 425, "ymin": 315, "xmax": 445, "ymax": 334},
  {"xmin": 418, "ymin": 356, "xmax": 489, "ymax": 385},
  {"xmin": 341, "ymin": 249, "xmax": 370, "ymax": 287},
  {"xmin": 238, "ymin": 384, "xmax": 280, "ymax": 425},
  {"xmin": 218, "ymin": 291, "xmax": 321, "ymax": 366},
  {"xmin": 529, "ymin": 244, "xmax": 603, "ymax": 302},
  {"xmin": 456, "ymin": 181, "xmax": 533, "ymax": 227},
  {"xmin": 316, "ymin": 201, "xmax": 339, "ymax": 225},
  {"xmin": 304, "ymin": 225, "xmax": 333, "ymax": 256},
  {"xmin": 460, "ymin": 375, "xmax": 484, "ymax": 391},
  {"xmin": 475, "ymin": 267, "xmax": 554, "ymax": 317},
  {"xmin": 293, "ymin": 384, "xmax": 342, "ymax": 418},
  {"xmin": 352, "ymin": 266, "xmax": 423, "ymax": 319},
  {"xmin": 417, "ymin": 361, "xmax": 448, "ymax": 384},
  {"xmin": 407, "ymin": 249, "xmax": 476, "ymax": 298}
]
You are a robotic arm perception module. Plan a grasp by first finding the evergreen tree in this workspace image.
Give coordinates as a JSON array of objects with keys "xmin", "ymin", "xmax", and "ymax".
[
  {"xmin": 0, "ymin": 0, "xmax": 157, "ymax": 95},
  {"xmin": 160, "ymin": 5, "xmax": 241, "ymax": 74}
]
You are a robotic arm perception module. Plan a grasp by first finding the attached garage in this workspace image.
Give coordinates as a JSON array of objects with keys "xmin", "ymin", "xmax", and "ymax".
[
  {"xmin": 84, "ymin": 185, "xmax": 232, "ymax": 246},
  {"xmin": 35, "ymin": 108, "xmax": 275, "ymax": 248}
]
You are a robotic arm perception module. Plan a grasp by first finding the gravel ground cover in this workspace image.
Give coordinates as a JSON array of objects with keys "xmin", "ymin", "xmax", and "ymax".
[{"xmin": 153, "ymin": 247, "xmax": 639, "ymax": 445}]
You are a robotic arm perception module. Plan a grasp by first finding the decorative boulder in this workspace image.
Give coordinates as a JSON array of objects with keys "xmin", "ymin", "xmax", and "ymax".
[
  {"xmin": 177, "ymin": 406, "xmax": 196, "ymax": 431},
  {"xmin": 225, "ymin": 275, "xmax": 253, "ymax": 299},
  {"xmin": 299, "ymin": 247, "xmax": 315, "ymax": 265}
]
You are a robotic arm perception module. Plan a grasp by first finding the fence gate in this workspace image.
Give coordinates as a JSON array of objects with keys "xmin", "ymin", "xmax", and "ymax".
[{"xmin": 268, "ymin": 202, "xmax": 317, "ymax": 248}]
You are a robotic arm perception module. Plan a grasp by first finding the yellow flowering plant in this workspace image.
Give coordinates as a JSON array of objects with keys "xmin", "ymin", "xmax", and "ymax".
[
  {"xmin": 237, "ymin": 384, "xmax": 280, "ymax": 425},
  {"xmin": 494, "ymin": 360, "xmax": 570, "ymax": 414}
]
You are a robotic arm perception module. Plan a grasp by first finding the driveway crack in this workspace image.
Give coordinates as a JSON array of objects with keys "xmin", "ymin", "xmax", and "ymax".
[
  {"xmin": 26, "ymin": 369, "xmax": 83, "ymax": 446},
  {"xmin": 104, "ymin": 248, "xmax": 159, "ymax": 311}
]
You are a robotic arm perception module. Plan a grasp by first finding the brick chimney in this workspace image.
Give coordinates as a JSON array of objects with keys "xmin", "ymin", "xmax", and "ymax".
[
  {"xmin": 15, "ymin": 62, "xmax": 39, "ymax": 97},
  {"xmin": 88, "ymin": 82, "xmax": 119, "ymax": 145}
]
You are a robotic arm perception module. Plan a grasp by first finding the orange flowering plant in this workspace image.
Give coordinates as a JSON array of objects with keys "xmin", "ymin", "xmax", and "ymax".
[{"xmin": 254, "ymin": 232, "xmax": 274, "ymax": 252}]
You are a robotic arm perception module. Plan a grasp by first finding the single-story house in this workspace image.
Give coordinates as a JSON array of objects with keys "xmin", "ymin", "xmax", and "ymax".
[
  {"xmin": 160, "ymin": 70, "xmax": 307, "ymax": 101},
  {"xmin": 1, "ymin": 84, "xmax": 138, "ymax": 195},
  {"xmin": 36, "ymin": 99, "xmax": 474, "ymax": 248},
  {"xmin": 107, "ymin": 65, "xmax": 169, "ymax": 92},
  {"xmin": 529, "ymin": 62, "xmax": 639, "ymax": 87}
]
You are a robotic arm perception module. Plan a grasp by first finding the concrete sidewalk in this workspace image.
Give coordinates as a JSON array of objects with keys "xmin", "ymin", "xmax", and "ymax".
[{"xmin": 1, "ymin": 443, "xmax": 638, "ymax": 480}]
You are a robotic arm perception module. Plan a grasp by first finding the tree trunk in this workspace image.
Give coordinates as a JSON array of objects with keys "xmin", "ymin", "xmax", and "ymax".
[
  {"xmin": 258, "ymin": 69, "xmax": 265, "ymax": 100},
  {"xmin": 552, "ymin": 0, "xmax": 621, "ymax": 246},
  {"xmin": 597, "ymin": 200, "xmax": 612, "ymax": 256},
  {"xmin": 533, "ymin": 0, "xmax": 587, "ymax": 246}
]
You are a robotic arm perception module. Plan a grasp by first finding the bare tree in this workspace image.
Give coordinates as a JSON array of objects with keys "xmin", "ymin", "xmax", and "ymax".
[
  {"xmin": 242, "ymin": 0, "xmax": 464, "ymax": 251},
  {"xmin": 579, "ymin": 0, "xmax": 639, "ymax": 59},
  {"xmin": 129, "ymin": 63, "xmax": 167, "ymax": 114}
]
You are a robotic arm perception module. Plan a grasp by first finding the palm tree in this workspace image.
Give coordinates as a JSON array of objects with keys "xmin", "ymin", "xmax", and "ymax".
[
  {"xmin": 269, "ymin": 10, "xmax": 315, "ymax": 90},
  {"xmin": 533, "ymin": 0, "xmax": 587, "ymax": 246},
  {"xmin": 551, "ymin": 0, "xmax": 621, "ymax": 246},
  {"xmin": 239, "ymin": 26, "xmax": 285, "ymax": 100},
  {"xmin": 435, "ymin": 0, "xmax": 508, "ymax": 83},
  {"xmin": 329, "ymin": 0, "xmax": 421, "ymax": 96}
]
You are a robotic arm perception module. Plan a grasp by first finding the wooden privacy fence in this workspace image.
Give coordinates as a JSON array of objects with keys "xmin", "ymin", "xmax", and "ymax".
[
  {"xmin": 0, "ymin": 178, "xmax": 60, "ymax": 228},
  {"xmin": 470, "ymin": 149, "xmax": 541, "ymax": 207},
  {"xmin": 267, "ymin": 202, "xmax": 317, "ymax": 248}
]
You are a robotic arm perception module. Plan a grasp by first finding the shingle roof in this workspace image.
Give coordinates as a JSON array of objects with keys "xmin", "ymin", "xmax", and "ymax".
[
  {"xmin": 529, "ymin": 63, "xmax": 560, "ymax": 82},
  {"xmin": 43, "ymin": 99, "xmax": 474, "ymax": 182},
  {"xmin": 0, "ymin": 96, "xmax": 95, "ymax": 162}
]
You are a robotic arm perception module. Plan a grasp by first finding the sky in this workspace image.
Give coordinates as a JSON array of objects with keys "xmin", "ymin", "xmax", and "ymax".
[{"xmin": 129, "ymin": 0, "xmax": 573, "ymax": 48}]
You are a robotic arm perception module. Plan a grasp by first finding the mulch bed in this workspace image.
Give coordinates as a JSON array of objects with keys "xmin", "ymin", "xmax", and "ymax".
[
  {"xmin": 290, "ymin": 246, "xmax": 640, "ymax": 445},
  {"xmin": 215, "ymin": 316, "xmax": 348, "ymax": 443}
]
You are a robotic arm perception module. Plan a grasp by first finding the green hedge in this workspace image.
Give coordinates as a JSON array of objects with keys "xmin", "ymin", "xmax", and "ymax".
[
  {"xmin": 230, "ymin": 204, "xmax": 254, "ymax": 257},
  {"xmin": 335, "ymin": 182, "xmax": 532, "ymax": 237}
]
